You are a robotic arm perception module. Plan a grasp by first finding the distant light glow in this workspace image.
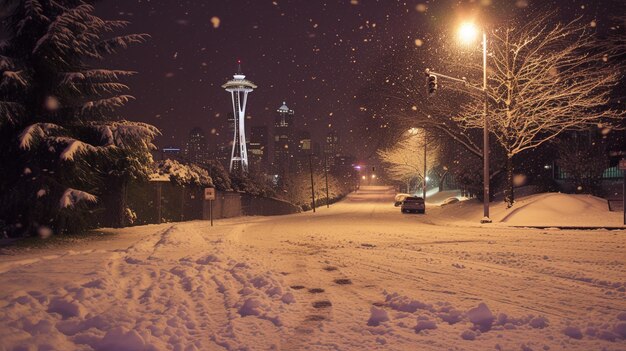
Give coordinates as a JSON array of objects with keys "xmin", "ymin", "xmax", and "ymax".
[
  {"xmin": 354, "ymin": 165, "xmax": 362, "ymax": 170},
  {"xmin": 458, "ymin": 22, "xmax": 479, "ymax": 44},
  {"xmin": 371, "ymin": 174, "xmax": 376, "ymax": 179},
  {"xmin": 362, "ymin": 175, "xmax": 366, "ymax": 179}
]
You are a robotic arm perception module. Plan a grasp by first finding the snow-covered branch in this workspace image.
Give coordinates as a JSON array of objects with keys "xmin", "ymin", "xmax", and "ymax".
[
  {"xmin": 59, "ymin": 188, "xmax": 97, "ymax": 208},
  {"xmin": 18, "ymin": 123, "xmax": 63, "ymax": 150},
  {"xmin": 378, "ymin": 130, "xmax": 439, "ymax": 183},
  {"xmin": 151, "ymin": 159, "xmax": 213, "ymax": 188},
  {"xmin": 456, "ymin": 15, "xmax": 624, "ymax": 158}
]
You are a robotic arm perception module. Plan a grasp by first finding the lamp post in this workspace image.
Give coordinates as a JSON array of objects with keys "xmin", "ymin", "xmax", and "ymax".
[
  {"xmin": 459, "ymin": 23, "xmax": 491, "ymax": 223},
  {"xmin": 309, "ymin": 153, "xmax": 316, "ymax": 213},
  {"xmin": 423, "ymin": 131, "xmax": 427, "ymax": 201},
  {"xmin": 324, "ymin": 153, "xmax": 330, "ymax": 208}
]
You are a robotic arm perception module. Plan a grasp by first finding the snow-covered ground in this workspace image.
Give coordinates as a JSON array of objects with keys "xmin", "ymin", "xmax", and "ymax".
[
  {"xmin": 1, "ymin": 186, "xmax": 625, "ymax": 350},
  {"xmin": 428, "ymin": 191, "xmax": 625, "ymax": 228}
]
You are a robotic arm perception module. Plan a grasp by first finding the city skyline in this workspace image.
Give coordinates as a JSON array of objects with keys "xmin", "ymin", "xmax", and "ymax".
[{"xmin": 93, "ymin": 0, "xmax": 620, "ymax": 159}]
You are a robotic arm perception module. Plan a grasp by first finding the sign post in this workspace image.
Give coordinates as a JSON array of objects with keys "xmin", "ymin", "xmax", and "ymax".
[
  {"xmin": 619, "ymin": 158, "xmax": 626, "ymax": 225},
  {"xmin": 204, "ymin": 188, "xmax": 216, "ymax": 227}
]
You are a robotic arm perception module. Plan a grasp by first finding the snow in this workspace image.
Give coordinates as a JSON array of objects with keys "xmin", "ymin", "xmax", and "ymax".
[
  {"xmin": 58, "ymin": 138, "xmax": 96, "ymax": 161},
  {"xmin": 466, "ymin": 302, "xmax": 495, "ymax": 331},
  {"xmin": 151, "ymin": 159, "xmax": 213, "ymax": 187},
  {"xmin": 0, "ymin": 186, "xmax": 624, "ymax": 350},
  {"xmin": 367, "ymin": 306, "xmax": 389, "ymax": 326},
  {"xmin": 18, "ymin": 123, "xmax": 61, "ymax": 150},
  {"xmin": 58, "ymin": 188, "xmax": 97, "ymax": 208},
  {"xmin": 428, "ymin": 191, "xmax": 625, "ymax": 227}
]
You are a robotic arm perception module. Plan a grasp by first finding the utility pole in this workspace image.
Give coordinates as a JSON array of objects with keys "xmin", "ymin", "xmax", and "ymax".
[
  {"xmin": 324, "ymin": 153, "xmax": 330, "ymax": 208},
  {"xmin": 425, "ymin": 34, "xmax": 491, "ymax": 223},
  {"xmin": 423, "ymin": 130, "xmax": 427, "ymax": 201},
  {"xmin": 309, "ymin": 153, "xmax": 316, "ymax": 212},
  {"xmin": 480, "ymin": 31, "xmax": 491, "ymax": 223}
]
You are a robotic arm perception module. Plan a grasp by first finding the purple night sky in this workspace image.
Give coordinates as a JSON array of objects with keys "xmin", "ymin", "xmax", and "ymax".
[{"xmin": 95, "ymin": 0, "xmax": 619, "ymax": 158}]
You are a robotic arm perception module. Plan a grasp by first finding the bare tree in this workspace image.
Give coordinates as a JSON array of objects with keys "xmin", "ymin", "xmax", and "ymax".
[
  {"xmin": 358, "ymin": 43, "xmax": 485, "ymax": 160},
  {"xmin": 456, "ymin": 13, "xmax": 624, "ymax": 207},
  {"xmin": 556, "ymin": 132, "xmax": 609, "ymax": 195},
  {"xmin": 377, "ymin": 129, "xmax": 439, "ymax": 193}
]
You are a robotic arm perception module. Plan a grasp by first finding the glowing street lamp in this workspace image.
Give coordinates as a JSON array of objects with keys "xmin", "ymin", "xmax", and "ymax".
[
  {"xmin": 458, "ymin": 22, "xmax": 479, "ymax": 44},
  {"xmin": 458, "ymin": 21, "xmax": 491, "ymax": 224}
]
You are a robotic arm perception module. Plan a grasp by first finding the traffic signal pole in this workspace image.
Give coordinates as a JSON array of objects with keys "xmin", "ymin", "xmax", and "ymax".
[
  {"xmin": 480, "ymin": 31, "xmax": 491, "ymax": 223},
  {"xmin": 424, "ymin": 66, "xmax": 491, "ymax": 223}
]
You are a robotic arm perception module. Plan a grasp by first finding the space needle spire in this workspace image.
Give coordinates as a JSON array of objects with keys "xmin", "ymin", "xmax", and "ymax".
[{"xmin": 222, "ymin": 60, "xmax": 257, "ymax": 173}]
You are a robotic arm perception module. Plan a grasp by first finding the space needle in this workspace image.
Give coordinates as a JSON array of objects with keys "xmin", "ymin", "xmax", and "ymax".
[{"xmin": 222, "ymin": 60, "xmax": 257, "ymax": 173}]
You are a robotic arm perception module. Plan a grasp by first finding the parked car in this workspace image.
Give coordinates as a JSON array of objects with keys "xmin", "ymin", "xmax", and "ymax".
[
  {"xmin": 394, "ymin": 193, "xmax": 411, "ymax": 207},
  {"xmin": 401, "ymin": 197, "xmax": 425, "ymax": 214}
]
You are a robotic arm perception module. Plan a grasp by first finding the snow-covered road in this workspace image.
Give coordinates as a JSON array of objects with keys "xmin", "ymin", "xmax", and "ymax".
[{"xmin": 1, "ymin": 186, "xmax": 625, "ymax": 350}]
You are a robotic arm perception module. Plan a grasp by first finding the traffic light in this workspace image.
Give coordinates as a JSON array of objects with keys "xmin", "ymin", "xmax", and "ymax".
[{"xmin": 427, "ymin": 74, "xmax": 437, "ymax": 96}]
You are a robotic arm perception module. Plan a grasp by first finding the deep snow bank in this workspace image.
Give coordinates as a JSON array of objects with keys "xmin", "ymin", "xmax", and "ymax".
[{"xmin": 431, "ymin": 192, "xmax": 624, "ymax": 227}]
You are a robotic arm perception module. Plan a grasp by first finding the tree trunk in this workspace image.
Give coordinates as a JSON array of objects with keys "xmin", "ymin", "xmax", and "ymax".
[
  {"xmin": 105, "ymin": 179, "xmax": 127, "ymax": 228},
  {"xmin": 504, "ymin": 155, "xmax": 515, "ymax": 208},
  {"xmin": 438, "ymin": 171, "xmax": 448, "ymax": 192},
  {"xmin": 118, "ymin": 181, "xmax": 127, "ymax": 227}
]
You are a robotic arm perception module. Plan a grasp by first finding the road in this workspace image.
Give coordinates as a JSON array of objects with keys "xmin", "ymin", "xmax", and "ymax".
[{"xmin": 1, "ymin": 186, "xmax": 625, "ymax": 350}]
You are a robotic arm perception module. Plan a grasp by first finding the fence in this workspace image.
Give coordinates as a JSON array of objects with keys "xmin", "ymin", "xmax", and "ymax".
[
  {"xmin": 202, "ymin": 191, "xmax": 300, "ymax": 220},
  {"xmin": 127, "ymin": 181, "xmax": 300, "ymax": 225}
]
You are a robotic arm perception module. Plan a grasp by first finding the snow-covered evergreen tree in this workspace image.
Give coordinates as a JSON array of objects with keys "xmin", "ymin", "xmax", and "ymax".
[
  {"xmin": 0, "ymin": 0, "xmax": 158, "ymax": 235},
  {"xmin": 151, "ymin": 159, "xmax": 213, "ymax": 188}
]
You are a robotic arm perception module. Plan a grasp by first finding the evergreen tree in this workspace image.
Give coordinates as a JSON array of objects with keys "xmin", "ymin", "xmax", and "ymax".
[{"xmin": 0, "ymin": 0, "xmax": 158, "ymax": 236}]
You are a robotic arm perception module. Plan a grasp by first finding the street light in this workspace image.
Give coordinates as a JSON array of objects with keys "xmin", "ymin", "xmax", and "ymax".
[
  {"xmin": 458, "ymin": 22, "xmax": 491, "ymax": 224},
  {"xmin": 458, "ymin": 22, "xmax": 479, "ymax": 44}
]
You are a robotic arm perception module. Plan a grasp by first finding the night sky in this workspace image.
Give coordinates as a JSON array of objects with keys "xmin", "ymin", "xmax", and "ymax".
[{"xmin": 95, "ymin": 0, "xmax": 621, "ymax": 158}]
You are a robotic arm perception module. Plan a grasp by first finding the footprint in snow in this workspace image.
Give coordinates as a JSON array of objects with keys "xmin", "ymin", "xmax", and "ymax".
[
  {"xmin": 312, "ymin": 300, "xmax": 332, "ymax": 309},
  {"xmin": 334, "ymin": 279, "xmax": 352, "ymax": 285},
  {"xmin": 306, "ymin": 315, "xmax": 326, "ymax": 321}
]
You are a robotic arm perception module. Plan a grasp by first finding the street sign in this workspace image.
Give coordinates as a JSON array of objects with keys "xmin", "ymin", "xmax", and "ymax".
[
  {"xmin": 204, "ymin": 188, "xmax": 216, "ymax": 201},
  {"xmin": 619, "ymin": 159, "xmax": 626, "ymax": 170}
]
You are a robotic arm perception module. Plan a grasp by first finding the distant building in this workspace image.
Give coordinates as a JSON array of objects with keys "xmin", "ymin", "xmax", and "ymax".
[
  {"xmin": 274, "ymin": 102, "xmax": 295, "ymax": 178},
  {"xmin": 334, "ymin": 154, "xmax": 356, "ymax": 168},
  {"xmin": 295, "ymin": 130, "xmax": 312, "ymax": 172},
  {"xmin": 222, "ymin": 63, "xmax": 256, "ymax": 173},
  {"xmin": 325, "ymin": 131, "xmax": 340, "ymax": 166},
  {"xmin": 184, "ymin": 127, "xmax": 209, "ymax": 165},
  {"xmin": 249, "ymin": 126, "xmax": 269, "ymax": 168}
]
